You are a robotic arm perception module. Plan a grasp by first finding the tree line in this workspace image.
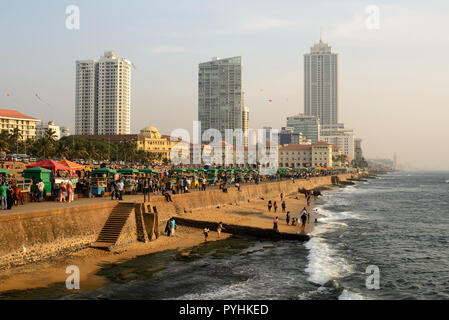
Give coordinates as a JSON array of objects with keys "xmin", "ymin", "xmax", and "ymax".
[{"xmin": 0, "ymin": 128, "xmax": 169, "ymax": 165}]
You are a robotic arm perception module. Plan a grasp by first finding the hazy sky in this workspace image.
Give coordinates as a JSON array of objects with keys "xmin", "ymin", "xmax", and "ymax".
[{"xmin": 1, "ymin": 0, "xmax": 448, "ymax": 170}]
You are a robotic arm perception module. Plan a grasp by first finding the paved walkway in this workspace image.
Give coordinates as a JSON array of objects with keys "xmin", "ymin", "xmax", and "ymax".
[{"xmin": 0, "ymin": 178, "xmax": 315, "ymax": 217}]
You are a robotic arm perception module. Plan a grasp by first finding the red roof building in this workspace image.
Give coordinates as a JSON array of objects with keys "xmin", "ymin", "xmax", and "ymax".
[{"xmin": 0, "ymin": 109, "xmax": 40, "ymax": 140}]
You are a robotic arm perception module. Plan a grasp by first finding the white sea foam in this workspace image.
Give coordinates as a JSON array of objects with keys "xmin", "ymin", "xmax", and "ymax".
[
  {"xmin": 304, "ymin": 237, "xmax": 354, "ymax": 285},
  {"xmin": 338, "ymin": 289, "xmax": 365, "ymax": 300}
]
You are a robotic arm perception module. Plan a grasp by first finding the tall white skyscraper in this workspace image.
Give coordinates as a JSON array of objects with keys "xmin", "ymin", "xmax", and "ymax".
[
  {"xmin": 198, "ymin": 56, "xmax": 243, "ymax": 143},
  {"xmin": 242, "ymin": 106, "xmax": 249, "ymax": 147},
  {"xmin": 304, "ymin": 37, "xmax": 338, "ymax": 125},
  {"xmin": 75, "ymin": 51, "xmax": 131, "ymax": 135}
]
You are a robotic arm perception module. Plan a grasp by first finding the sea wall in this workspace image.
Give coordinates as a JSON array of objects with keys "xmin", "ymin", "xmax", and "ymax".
[
  {"xmin": 0, "ymin": 174, "xmax": 355, "ymax": 270},
  {"xmin": 0, "ymin": 202, "xmax": 115, "ymax": 270}
]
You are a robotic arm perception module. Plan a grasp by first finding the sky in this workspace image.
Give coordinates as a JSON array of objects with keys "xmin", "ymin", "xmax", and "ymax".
[{"xmin": 1, "ymin": 0, "xmax": 449, "ymax": 170}]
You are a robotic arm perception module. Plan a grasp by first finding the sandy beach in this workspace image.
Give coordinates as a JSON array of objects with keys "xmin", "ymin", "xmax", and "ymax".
[{"xmin": 0, "ymin": 190, "xmax": 320, "ymax": 297}]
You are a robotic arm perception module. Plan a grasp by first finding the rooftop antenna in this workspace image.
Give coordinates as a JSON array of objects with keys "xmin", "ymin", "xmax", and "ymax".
[{"xmin": 320, "ymin": 27, "xmax": 323, "ymax": 43}]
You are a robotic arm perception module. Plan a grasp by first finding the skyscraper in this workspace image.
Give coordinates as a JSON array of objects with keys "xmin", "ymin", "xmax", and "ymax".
[
  {"xmin": 75, "ymin": 51, "xmax": 131, "ymax": 135},
  {"xmin": 198, "ymin": 56, "xmax": 243, "ymax": 143},
  {"xmin": 304, "ymin": 37, "xmax": 338, "ymax": 125},
  {"xmin": 242, "ymin": 106, "xmax": 249, "ymax": 147}
]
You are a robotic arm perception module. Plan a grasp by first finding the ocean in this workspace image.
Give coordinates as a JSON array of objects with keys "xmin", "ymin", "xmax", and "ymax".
[{"xmin": 5, "ymin": 171, "xmax": 449, "ymax": 300}]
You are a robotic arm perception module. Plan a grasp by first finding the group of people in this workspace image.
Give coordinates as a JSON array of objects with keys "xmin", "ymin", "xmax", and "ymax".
[
  {"xmin": 272, "ymin": 192, "xmax": 316, "ymax": 232},
  {"xmin": 54, "ymin": 180, "xmax": 75, "ymax": 203}
]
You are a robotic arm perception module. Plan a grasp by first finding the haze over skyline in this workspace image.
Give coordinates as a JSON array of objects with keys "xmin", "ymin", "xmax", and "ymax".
[{"xmin": 1, "ymin": 0, "xmax": 448, "ymax": 170}]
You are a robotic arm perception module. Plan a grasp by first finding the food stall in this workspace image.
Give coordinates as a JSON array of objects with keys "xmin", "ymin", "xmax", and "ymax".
[
  {"xmin": 118, "ymin": 168, "xmax": 139, "ymax": 193},
  {"xmin": 90, "ymin": 168, "xmax": 117, "ymax": 197},
  {"xmin": 207, "ymin": 169, "xmax": 218, "ymax": 184},
  {"xmin": 22, "ymin": 167, "xmax": 52, "ymax": 195}
]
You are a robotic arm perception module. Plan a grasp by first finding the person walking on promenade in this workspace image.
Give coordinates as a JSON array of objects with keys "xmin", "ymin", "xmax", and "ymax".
[
  {"xmin": 169, "ymin": 218, "xmax": 176, "ymax": 236},
  {"xmin": 59, "ymin": 182, "xmax": 66, "ymax": 202},
  {"xmin": 217, "ymin": 222, "xmax": 225, "ymax": 239},
  {"xmin": 37, "ymin": 179, "xmax": 45, "ymax": 202},
  {"xmin": 67, "ymin": 181, "xmax": 73, "ymax": 203},
  {"xmin": 6, "ymin": 185, "xmax": 13, "ymax": 210},
  {"xmin": 281, "ymin": 201, "xmax": 286, "ymax": 213},
  {"xmin": 117, "ymin": 179, "xmax": 124, "ymax": 200},
  {"xmin": 286, "ymin": 211, "xmax": 290, "ymax": 225},
  {"xmin": 268, "ymin": 200, "xmax": 272, "ymax": 212},
  {"xmin": 0, "ymin": 182, "xmax": 8, "ymax": 210},
  {"xmin": 274, "ymin": 201, "xmax": 278, "ymax": 213},
  {"xmin": 203, "ymin": 227, "xmax": 210, "ymax": 242},
  {"xmin": 273, "ymin": 216, "xmax": 279, "ymax": 232},
  {"xmin": 110, "ymin": 181, "xmax": 116, "ymax": 200}
]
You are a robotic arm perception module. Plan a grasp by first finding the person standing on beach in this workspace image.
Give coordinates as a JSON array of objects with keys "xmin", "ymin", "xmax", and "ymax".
[
  {"xmin": 217, "ymin": 222, "xmax": 225, "ymax": 239},
  {"xmin": 286, "ymin": 211, "xmax": 290, "ymax": 225},
  {"xmin": 165, "ymin": 219, "xmax": 171, "ymax": 236},
  {"xmin": 273, "ymin": 217, "xmax": 279, "ymax": 232},
  {"xmin": 203, "ymin": 228, "xmax": 210, "ymax": 241},
  {"xmin": 280, "ymin": 193, "xmax": 284, "ymax": 201},
  {"xmin": 169, "ymin": 218, "xmax": 176, "ymax": 236},
  {"xmin": 281, "ymin": 201, "xmax": 286, "ymax": 213},
  {"xmin": 301, "ymin": 212, "xmax": 307, "ymax": 229},
  {"xmin": 274, "ymin": 201, "xmax": 278, "ymax": 213},
  {"xmin": 268, "ymin": 200, "xmax": 272, "ymax": 212}
]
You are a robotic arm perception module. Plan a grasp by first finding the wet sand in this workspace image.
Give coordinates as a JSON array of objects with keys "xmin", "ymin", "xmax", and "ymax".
[{"xmin": 0, "ymin": 191, "xmax": 319, "ymax": 296}]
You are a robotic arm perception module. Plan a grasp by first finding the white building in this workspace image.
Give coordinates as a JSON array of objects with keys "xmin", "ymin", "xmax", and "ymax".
[
  {"xmin": 198, "ymin": 56, "xmax": 243, "ymax": 143},
  {"xmin": 242, "ymin": 106, "xmax": 249, "ymax": 147},
  {"xmin": 75, "ymin": 51, "xmax": 131, "ymax": 135},
  {"xmin": 304, "ymin": 37, "xmax": 338, "ymax": 125},
  {"xmin": 61, "ymin": 126, "xmax": 70, "ymax": 138},
  {"xmin": 36, "ymin": 121, "xmax": 62, "ymax": 140},
  {"xmin": 321, "ymin": 124, "xmax": 354, "ymax": 161}
]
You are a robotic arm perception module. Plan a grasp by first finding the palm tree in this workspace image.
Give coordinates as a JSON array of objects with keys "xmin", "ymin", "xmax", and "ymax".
[
  {"xmin": 120, "ymin": 141, "xmax": 136, "ymax": 163},
  {"xmin": 55, "ymin": 141, "xmax": 70, "ymax": 159},
  {"xmin": 34, "ymin": 138, "xmax": 53, "ymax": 159},
  {"xmin": 9, "ymin": 128, "xmax": 22, "ymax": 154},
  {"xmin": 45, "ymin": 128, "xmax": 58, "ymax": 143}
]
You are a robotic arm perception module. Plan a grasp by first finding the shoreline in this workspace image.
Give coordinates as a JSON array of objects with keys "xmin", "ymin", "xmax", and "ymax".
[{"xmin": 0, "ymin": 179, "xmax": 347, "ymax": 298}]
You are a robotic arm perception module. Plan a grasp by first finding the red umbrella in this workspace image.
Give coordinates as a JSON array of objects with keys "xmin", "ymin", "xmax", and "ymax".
[{"xmin": 26, "ymin": 159, "xmax": 72, "ymax": 174}]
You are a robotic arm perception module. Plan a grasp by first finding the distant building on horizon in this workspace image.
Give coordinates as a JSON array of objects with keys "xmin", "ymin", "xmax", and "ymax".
[
  {"xmin": 320, "ymin": 124, "xmax": 354, "ymax": 161},
  {"xmin": 354, "ymin": 138, "xmax": 363, "ymax": 163},
  {"xmin": 36, "ymin": 121, "xmax": 62, "ymax": 140},
  {"xmin": 198, "ymin": 56, "xmax": 243, "ymax": 144},
  {"xmin": 75, "ymin": 51, "xmax": 132, "ymax": 136},
  {"xmin": 304, "ymin": 37, "xmax": 338, "ymax": 126},
  {"xmin": 286, "ymin": 114, "xmax": 320, "ymax": 143},
  {"xmin": 279, "ymin": 127, "xmax": 311, "ymax": 146}
]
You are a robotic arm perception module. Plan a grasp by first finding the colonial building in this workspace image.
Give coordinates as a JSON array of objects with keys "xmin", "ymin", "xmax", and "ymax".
[
  {"xmin": 0, "ymin": 109, "xmax": 40, "ymax": 140},
  {"xmin": 279, "ymin": 142, "xmax": 333, "ymax": 168}
]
